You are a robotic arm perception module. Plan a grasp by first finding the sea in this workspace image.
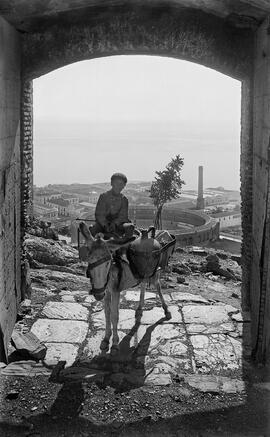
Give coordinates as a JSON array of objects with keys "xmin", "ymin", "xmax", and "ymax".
[{"xmin": 33, "ymin": 119, "xmax": 240, "ymax": 190}]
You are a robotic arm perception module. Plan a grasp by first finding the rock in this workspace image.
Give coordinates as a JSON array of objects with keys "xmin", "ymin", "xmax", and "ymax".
[
  {"xmin": 1, "ymin": 361, "xmax": 51, "ymax": 377},
  {"xmin": 186, "ymin": 322, "xmax": 235, "ymax": 335},
  {"xmin": 41, "ymin": 302, "xmax": 89, "ymax": 321},
  {"xmin": 5, "ymin": 391, "xmax": 19, "ymax": 400},
  {"xmin": 177, "ymin": 276, "xmax": 186, "ymax": 284},
  {"xmin": 25, "ymin": 235, "xmax": 78, "ymax": 266},
  {"xmin": 232, "ymin": 292, "xmax": 240, "ymax": 299},
  {"xmin": 191, "ymin": 247, "xmax": 207, "ymax": 256},
  {"xmin": 20, "ymin": 299, "xmax": 32, "ymax": 314},
  {"xmin": 202, "ymin": 254, "xmax": 240, "ymax": 280},
  {"xmin": 190, "ymin": 334, "xmax": 242, "ymax": 372},
  {"xmin": 141, "ymin": 306, "xmax": 182, "ymax": 324},
  {"xmin": 11, "ymin": 331, "xmax": 47, "ymax": 361},
  {"xmin": 30, "ymin": 269, "xmax": 90, "ymax": 292},
  {"xmin": 182, "ymin": 305, "xmax": 231, "ymax": 324},
  {"xmin": 124, "ymin": 290, "xmax": 156, "ymax": 301},
  {"xmin": 216, "ymin": 252, "xmax": 228, "ymax": 260},
  {"xmin": 145, "ymin": 368, "xmax": 172, "ymax": 386},
  {"xmin": 172, "ymin": 262, "xmax": 191, "ymax": 275},
  {"xmin": 31, "ymin": 319, "xmax": 88, "ymax": 343},
  {"xmin": 175, "ymin": 247, "xmax": 185, "ymax": 253},
  {"xmin": 170, "ymin": 292, "xmax": 209, "ymax": 305},
  {"xmin": 44, "ymin": 343, "xmax": 79, "ymax": 367},
  {"xmin": 182, "ymin": 375, "xmax": 245, "ymax": 394},
  {"xmin": 231, "ymin": 255, "xmax": 241, "ymax": 265}
]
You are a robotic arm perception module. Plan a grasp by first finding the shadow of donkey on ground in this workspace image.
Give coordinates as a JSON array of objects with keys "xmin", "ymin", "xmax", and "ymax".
[{"xmin": 49, "ymin": 316, "xmax": 167, "ymax": 412}]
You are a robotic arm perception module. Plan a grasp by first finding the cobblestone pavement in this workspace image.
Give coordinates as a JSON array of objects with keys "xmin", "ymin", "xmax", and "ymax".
[{"xmin": 2, "ymin": 272, "xmax": 251, "ymax": 393}]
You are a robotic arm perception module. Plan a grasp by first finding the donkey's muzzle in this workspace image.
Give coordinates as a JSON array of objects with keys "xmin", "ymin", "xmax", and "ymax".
[{"xmin": 92, "ymin": 287, "xmax": 105, "ymax": 301}]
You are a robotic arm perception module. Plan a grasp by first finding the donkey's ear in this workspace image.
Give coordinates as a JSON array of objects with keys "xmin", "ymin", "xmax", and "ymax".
[{"xmin": 79, "ymin": 222, "xmax": 94, "ymax": 242}]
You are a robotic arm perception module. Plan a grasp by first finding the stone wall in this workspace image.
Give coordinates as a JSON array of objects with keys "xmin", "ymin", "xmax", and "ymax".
[
  {"xmin": 0, "ymin": 17, "xmax": 21, "ymax": 361},
  {"xmin": 22, "ymin": 6, "xmax": 253, "ymax": 80},
  {"xmin": 251, "ymin": 17, "xmax": 270, "ymax": 362},
  {"xmin": 18, "ymin": 5, "xmax": 261, "ymax": 356}
]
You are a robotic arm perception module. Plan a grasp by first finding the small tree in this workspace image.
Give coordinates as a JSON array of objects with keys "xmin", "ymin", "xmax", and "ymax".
[{"xmin": 150, "ymin": 155, "xmax": 185, "ymax": 229}]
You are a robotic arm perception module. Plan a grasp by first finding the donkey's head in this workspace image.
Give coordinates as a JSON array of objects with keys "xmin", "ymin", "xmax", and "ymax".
[{"xmin": 79, "ymin": 222, "xmax": 125, "ymax": 301}]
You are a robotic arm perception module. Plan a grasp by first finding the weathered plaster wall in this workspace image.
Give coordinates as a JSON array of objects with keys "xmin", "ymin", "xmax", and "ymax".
[
  {"xmin": 22, "ymin": 7, "xmax": 253, "ymax": 80},
  {"xmin": 0, "ymin": 17, "xmax": 21, "ymax": 361},
  {"xmin": 241, "ymin": 80, "xmax": 253, "ymax": 311},
  {"xmin": 251, "ymin": 17, "xmax": 270, "ymax": 363}
]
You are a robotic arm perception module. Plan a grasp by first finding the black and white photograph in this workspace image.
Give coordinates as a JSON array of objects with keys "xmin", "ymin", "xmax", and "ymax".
[{"xmin": 0, "ymin": 1, "xmax": 269, "ymax": 436}]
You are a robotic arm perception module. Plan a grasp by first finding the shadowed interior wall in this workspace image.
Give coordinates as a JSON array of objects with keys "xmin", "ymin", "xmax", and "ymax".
[
  {"xmin": 0, "ymin": 17, "xmax": 21, "ymax": 361},
  {"xmin": 251, "ymin": 17, "xmax": 270, "ymax": 362}
]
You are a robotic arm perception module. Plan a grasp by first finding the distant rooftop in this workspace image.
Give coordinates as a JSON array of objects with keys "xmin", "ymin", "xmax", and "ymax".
[
  {"xmin": 49, "ymin": 198, "xmax": 69, "ymax": 207},
  {"xmin": 62, "ymin": 193, "xmax": 78, "ymax": 199},
  {"xmin": 33, "ymin": 203, "xmax": 58, "ymax": 211},
  {"xmin": 211, "ymin": 211, "xmax": 241, "ymax": 218}
]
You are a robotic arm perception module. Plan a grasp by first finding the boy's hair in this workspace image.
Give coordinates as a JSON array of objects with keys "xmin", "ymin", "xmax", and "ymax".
[{"xmin": 111, "ymin": 173, "xmax": 127, "ymax": 184}]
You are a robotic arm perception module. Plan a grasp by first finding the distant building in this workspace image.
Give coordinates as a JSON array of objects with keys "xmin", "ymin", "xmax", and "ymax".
[
  {"xmin": 33, "ymin": 203, "xmax": 58, "ymax": 220},
  {"xmin": 33, "ymin": 191, "xmax": 62, "ymax": 205},
  {"xmin": 62, "ymin": 193, "xmax": 79, "ymax": 205},
  {"xmin": 48, "ymin": 198, "xmax": 70, "ymax": 216},
  {"xmin": 89, "ymin": 191, "xmax": 99, "ymax": 204},
  {"xmin": 210, "ymin": 211, "xmax": 241, "ymax": 229}
]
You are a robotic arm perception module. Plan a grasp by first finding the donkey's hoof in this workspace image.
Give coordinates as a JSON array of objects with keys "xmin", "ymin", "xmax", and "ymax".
[
  {"xmin": 110, "ymin": 345, "xmax": 119, "ymax": 356},
  {"xmin": 100, "ymin": 339, "xmax": 110, "ymax": 351},
  {"xmin": 165, "ymin": 311, "xmax": 172, "ymax": 320}
]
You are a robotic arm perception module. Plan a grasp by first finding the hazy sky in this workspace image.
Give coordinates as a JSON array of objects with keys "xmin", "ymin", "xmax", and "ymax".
[{"xmin": 33, "ymin": 55, "xmax": 241, "ymax": 189}]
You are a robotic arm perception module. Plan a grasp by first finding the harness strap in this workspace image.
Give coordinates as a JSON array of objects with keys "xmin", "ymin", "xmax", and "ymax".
[{"xmin": 88, "ymin": 254, "xmax": 112, "ymax": 269}]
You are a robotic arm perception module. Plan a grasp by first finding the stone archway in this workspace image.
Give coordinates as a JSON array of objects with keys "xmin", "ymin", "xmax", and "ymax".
[
  {"xmin": 21, "ymin": 3, "xmax": 253, "ymax": 324},
  {"xmin": 1, "ymin": 1, "xmax": 270, "ymax": 362}
]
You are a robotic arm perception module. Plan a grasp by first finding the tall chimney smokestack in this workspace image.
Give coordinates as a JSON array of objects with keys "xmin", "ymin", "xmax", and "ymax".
[{"xmin": 196, "ymin": 165, "xmax": 205, "ymax": 209}]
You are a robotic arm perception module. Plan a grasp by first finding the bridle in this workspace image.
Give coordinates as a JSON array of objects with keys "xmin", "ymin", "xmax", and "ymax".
[{"xmin": 87, "ymin": 252, "xmax": 113, "ymax": 299}]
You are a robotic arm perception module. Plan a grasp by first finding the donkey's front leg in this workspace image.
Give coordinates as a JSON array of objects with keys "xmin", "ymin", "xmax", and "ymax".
[
  {"xmin": 156, "ymin": 272, "xmax": 171, "ymax": 320},
  {"xmin": 100, "ymin": 290, "xmax": 111, "ymax": 352},
  {"xmin": 110, "ymin": 289, "xmax": 120, "ymax": 355},
  {"xmin": 135, "ymin": 282, "xmax": 146, "ymax": 321}
]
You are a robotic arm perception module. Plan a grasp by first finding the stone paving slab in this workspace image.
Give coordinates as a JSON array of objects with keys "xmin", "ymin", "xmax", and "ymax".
[
  {"xmin": 41, "ymin": 302, "xmax": 89, "ymax": 321},
  {"xmin": 92, "ymin": 309, "xmax": 136, "ymax": 330},
  {"xmin": 152, "ymin": 339, "xmax": 188, "ymax": 356},
  {"xmin": 182, "ymin": 305, "xmax": 231, "ymax": 325},
  {"xmin": 44, "ymin": 343, "xmax": 79, "ymax": 367},
  {"xmin": 170, "ymin": 292, "xmax": 209, "ymax": 304},
  {"xmin": 186, "ymin": 321, "xmax": 235, "ymax": 335},
  {"xmin": 61, "ymin": 294, "xmax": 76, "ymax": 302},
  {"xmin": 141, "ymin": 306, "xmax": 182, "ymax": 324},
  {"xmin": 181, "ymin": 374, "xmax": 245, "ymax": 393},
  {"xmin": 190, "ymin": 334, "xmax": 242, "ymax": 372},
  {"xmin": 124, "ymin": 290, "xmax": 156, "ymax": 301},
  {"xmin": 145, "ymin": 367, "xmax": 172, "ymax": 386},
  {"xmin": 0, "ymin": 361, "xmax": 51, "ymax": 377},
  {"xmin": 31, "ymin": 319, "xmax": 89, "ymax": 343},
  {"xmin": 135, "ymin": 324, "xmax": 186, "ymax": 348}
]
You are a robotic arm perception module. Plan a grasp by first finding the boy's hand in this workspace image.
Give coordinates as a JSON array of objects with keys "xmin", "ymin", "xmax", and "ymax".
[{"xmin": 106, "ymin": 222, "xmax": 116, "ymax": 233}]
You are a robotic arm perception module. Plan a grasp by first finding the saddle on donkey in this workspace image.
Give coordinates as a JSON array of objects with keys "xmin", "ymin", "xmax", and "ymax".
[{"xmin": 104, "ymin": 226, "xmax": 176, "ymax": 292}]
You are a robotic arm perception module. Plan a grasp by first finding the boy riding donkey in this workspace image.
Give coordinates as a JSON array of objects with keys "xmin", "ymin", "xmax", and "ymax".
[
  {"xmin": 88, "ymin": 172, "xmax": 138, "ymax": 290},
  {"xmin": 90, "ymin": 172, "xmax": 134, "ymax": 241}
]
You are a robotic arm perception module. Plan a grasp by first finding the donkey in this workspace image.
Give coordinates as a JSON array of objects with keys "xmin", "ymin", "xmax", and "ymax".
[{"xmin": 79, "ymin": 222, "xmax": 175, "ymax": 355}]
